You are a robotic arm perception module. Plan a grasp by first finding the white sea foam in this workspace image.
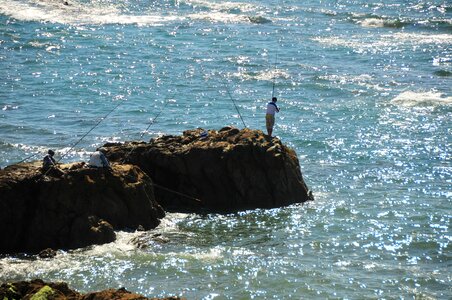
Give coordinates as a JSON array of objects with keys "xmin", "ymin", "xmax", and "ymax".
[
  {"xmin": 190, "ymin": 246, "xmax": 224, "ymax": 261},
  {"xmin": 183, "ymin": 0, "xmax": 270, "ymax": 24},
  {"xmin": 317, "ymin": 74, "xmax": 391, "ymax": 91},
  {"xmin": 187, "ymin": 12, "xmax": 271, "ymax": 24},
  {"xmin": 357, "ymin": 18, "xmax": 387, "ymax": 28},
  {"xmin": 234, "ymin": 68, "xmax": 290, "ymax": 82},
  {"xmin": 391, "ymin": 91, "xmax": 452, "ymax": 107},
  {"xmin": 188, "ymin": 11, "xmax": 250, "ymax": 23},
  {"xmin": 154, "ymin": 212, "xmax": 192, "ymax": 232},
  {"xmin": 313, "ymin": 32, "xmax": 452, "ymax": 53},
  {"xmin": 0, "ymin": 231, "xmax": 140, "ymax": 280},
  {"xmin": 0, "ymin": 0, "xmax": 184, "ymax": 25},
  {"xmin": 0, "ymin": 0, "xmax": 265, "ymax": 25},
  {"xmin": 387, "ymin": 32, "xmax": 452, "ymax": 45},
  {"xmin": 182, "ymin": 0, "xmax": 257, "ymax": 13},
  {"xmin": 2, "ymin": 104, "xmax": 19, "ymax": 111}
]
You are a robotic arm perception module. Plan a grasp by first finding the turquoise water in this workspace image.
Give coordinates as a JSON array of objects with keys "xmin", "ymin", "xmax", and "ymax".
[{"xmin": 0, "ymin": 0, "xmax": 451, "ymax": 298}]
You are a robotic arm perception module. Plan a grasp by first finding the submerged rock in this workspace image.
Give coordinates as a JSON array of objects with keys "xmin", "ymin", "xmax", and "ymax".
[
  {"xmin": 104, "ymin": 127, "xmax": 313, "ymax": 212},
  {"xmin": 0, "ymin": 279, "xmax": 184, "ymax": 300},
  {"xmin": 0, "ymin": 162, "xmax": 164, "ymax": 254}
]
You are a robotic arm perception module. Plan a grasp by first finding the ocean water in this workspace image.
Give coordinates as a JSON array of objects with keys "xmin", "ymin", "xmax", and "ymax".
[{"xmin": 0, "ymin": 0, "xmax": 451, "ymax": 298}]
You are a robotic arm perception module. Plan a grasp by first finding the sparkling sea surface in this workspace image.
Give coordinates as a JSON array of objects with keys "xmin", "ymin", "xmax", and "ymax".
[{"xmin": 0, "ymin": 0, "xmax": 451, "ymax": 298}]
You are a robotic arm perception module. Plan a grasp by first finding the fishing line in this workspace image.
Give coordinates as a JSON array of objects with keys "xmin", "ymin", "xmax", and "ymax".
[
  {"xmin": 36, "ymin": 96, "xmax": 128, "ymax": 179},
  {"xmin": 153, "ymin": 183, "xmax": 202, "ymax": 204},
  {"xmin": 56, "ymin": 96, "xmax": 128, "ymax": 164},
  {"xmin": 223, "ymin": 80, "xmax": 247, "ymax": 128},
  {"xmin": 271, "ymin": 50, "xmax": 278, "ymax": 99},
  {"xmin": 121, "ymin": 100, "xmax": 169, "ymax": 163},
  {"xmin": 15, "ymin": 96, "xmax": 127, "ymax": 167},
  {"xmin": 140, "ymin": 100, "xmax": 169, "ymax": 139},
  {"xmin": 196, "ymin": 51, "xmax": 247, "ymax": 129},
  {"xmin": 16, "ymin": 152, "xmax": 40, "ymax": 164},
  {"xmin": 271, "ymin": 0, "xmax": 283, "ymax": 99}
]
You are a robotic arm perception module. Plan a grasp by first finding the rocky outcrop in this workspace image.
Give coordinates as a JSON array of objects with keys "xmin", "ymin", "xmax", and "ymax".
[
  {"xmin": 0, "ymin": 279, "xmax": 183, "ymax": 300},
  {"xmin": 0, "ymin": 162, "xmax": 164, "ymax": 254},
  {"xmin": 104, "ymin": 127, "xmax": 313, "ymax": 212},
  {"xmin": 0, "ymin": 127, "xmax": 312, "ymax": 253}
]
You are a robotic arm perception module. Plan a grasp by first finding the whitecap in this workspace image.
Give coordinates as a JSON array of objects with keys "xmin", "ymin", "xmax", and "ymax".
[
  {"xmin": 356, "ymin": 17, "xmax": 407, "ymax": 29},
  {"xmin": 190, "ymin": 246, "xmax": 224, "ymax": 261},
  {"xmin": 45, "ymin": 45, "xmax": 60, "ymax": 52},
  {"xmin": 391, "ymin": 91, "xmax": 452, "ymax": 107},
  {"xmin": 29, "ymin": 41, "xmax": 47, "ymax": 48},
  {"xmin": 182, "ymin": 0, "xmax": 257, "ymax": 13},
  {"xmin": 188, "ymin": 11, "xmax": 249, "ymax": 23},
  {"xmin": 234, "ymin": 68, "xmax": 290, "ymax": 82},
  {"xmin": 2, "ymin": 105, "xmax": 19, "ymax": 111},
  {"xmin": 357, "ymin": 18, "xmax": 386, "ymax": 28},
  {"xmin": 386, "ymin": 32, "xmax": 452, "ymax": 45}
]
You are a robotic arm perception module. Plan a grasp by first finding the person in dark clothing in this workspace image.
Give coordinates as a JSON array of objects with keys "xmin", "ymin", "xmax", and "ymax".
[{"xmin": 42, "ymin": 149, "xmax": 64, "ymax": 177}]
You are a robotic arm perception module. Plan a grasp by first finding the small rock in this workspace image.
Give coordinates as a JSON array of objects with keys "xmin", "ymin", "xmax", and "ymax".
[{"xmin": 38, "ymin": 248, "xmax": 57, "ymax": 259}]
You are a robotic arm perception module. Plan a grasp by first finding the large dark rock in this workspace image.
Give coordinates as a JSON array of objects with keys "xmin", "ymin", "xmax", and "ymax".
[
  {"xmin": 0, "ymin": 279, "xmax": 184, "ymax": 300},
  {"xmin": 0, "ymin": 162, "xmax": 164, "ymax": 254},
  {"xmin": 103, "ymin": 127, "xmax": 313, "ymax": 212}
]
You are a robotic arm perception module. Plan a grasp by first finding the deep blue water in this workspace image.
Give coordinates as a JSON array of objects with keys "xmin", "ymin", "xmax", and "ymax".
[{"xmin": 0, "ymin": 0, "xmax": 451, "ymax": 298}]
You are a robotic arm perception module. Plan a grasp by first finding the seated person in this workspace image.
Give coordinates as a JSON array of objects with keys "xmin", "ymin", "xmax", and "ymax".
[
  {"xmin": 89, "ymin": 149, "xmax": 111, "ymax": 169},
  {"xmin": 42, "ymin": 149, "xmax": 64, "ymax": 176}
]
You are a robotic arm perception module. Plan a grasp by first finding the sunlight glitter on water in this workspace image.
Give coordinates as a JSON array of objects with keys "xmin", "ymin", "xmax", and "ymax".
[{"xmin": 1, "ymin": 0, "xmax": 451, "ymax": 298}]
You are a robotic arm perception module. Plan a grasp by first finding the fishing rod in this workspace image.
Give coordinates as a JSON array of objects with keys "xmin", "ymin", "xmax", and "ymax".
[
  {"xmin": 56, "ymin": 97, "xmax": 128, "ymax": 164},
  {"xmin": 14, "ymin": 97, "xmax": 127, "ymax": 167},
  {"xmin": 33, "ymin": 96, "xmax": 128, "ymax": 179},
  {"xmin": 223, "ymin": 81, "xmax": 247, "ymax": 128},
  {"xmin": 121, "ymin": 100, "xmax": 169, "ymax": 163},
  {"xmin": 16, "ymin": 151, "xmax": 40, "ymax": 164},
  {"xmin": 140, "ymin": 100, "xmax": 169, "ymax": 139},
  {"xmin": 271, "ymin": 50, "xmax": 278, "ymax": 99}
]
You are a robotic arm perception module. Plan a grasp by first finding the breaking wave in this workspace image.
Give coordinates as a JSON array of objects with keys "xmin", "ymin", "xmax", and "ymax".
[
  {"xmin": 235, "ymin": 68, "xmax": 290, "ymax": 82},
  {"xmin": 391, "ymin": 91, "xmax": 452, "ymax": 107},
  {"xmin": 181, "ymin": 0, "xmax": 258, "ymax": 13},
  {"xmin": 187, "ymin": 12, "xmax": 269, "ymax": 24},
  {"xmin": 349, "ymin": 12, "xmax": 452, "ymax": 31},
  {"xmin": 355, "ymin": 17, "xmax": 408, "ymax": 28}
]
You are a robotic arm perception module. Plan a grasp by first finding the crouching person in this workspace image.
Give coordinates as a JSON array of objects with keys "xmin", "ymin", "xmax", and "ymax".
[{"xmin": 89, "ymin": 149, "xmax": 112, "ymax": 170}]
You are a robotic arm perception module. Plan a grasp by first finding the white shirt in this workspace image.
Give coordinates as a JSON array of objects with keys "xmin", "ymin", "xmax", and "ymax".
[
  {"xmin": 89, "ymin": 151, "xmax": 110, "ymax": 168},
  {"xmin": 266, "ymin": 102, "xmax": 279, "ymax": 115}
]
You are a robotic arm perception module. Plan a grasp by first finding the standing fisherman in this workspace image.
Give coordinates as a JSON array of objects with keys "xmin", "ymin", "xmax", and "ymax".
[{"xmin": 265, "ymin": 97, "xmax": 280, "ymax": 137}]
